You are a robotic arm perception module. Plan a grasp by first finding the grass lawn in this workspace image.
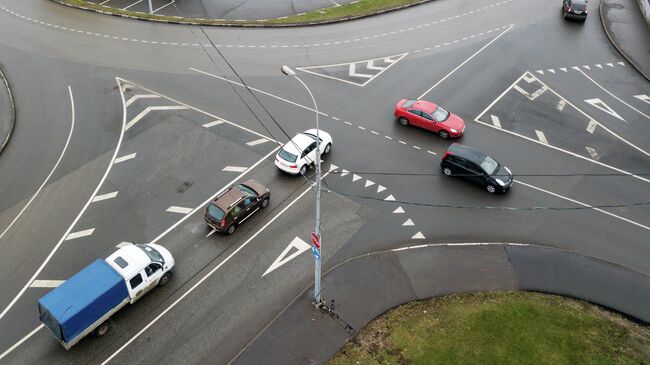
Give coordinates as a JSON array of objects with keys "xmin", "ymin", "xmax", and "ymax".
[
  {"xmin": 329, "ymin": 292, "xmax": 650, "ymax": 365},
  {"xmin": 58, "ymin": 0, "xmax": 428, "ymax": 25}
]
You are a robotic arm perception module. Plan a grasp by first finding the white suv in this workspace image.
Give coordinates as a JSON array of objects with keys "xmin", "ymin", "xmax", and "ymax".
[{"xmin": 275, "ymin": 129, "xmax": 333, "ymax": 175}]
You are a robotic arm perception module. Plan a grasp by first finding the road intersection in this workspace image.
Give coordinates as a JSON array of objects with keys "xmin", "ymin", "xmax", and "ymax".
[{"xmin": 0, "ymin": 0, "xmax": 648, "ymax": 363}]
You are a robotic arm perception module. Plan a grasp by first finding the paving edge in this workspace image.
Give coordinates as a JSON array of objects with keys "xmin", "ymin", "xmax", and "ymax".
[
  {"xmin": 47, "ymin": 0, "xmax": 432, "ymax": 28},
  {"xmin": 229, "ymin": 242, "xmax": 650, "ymax": 363},
  {"xmin": 599, "ymin": 0, "xmax": 650, "ymax": 81},
  {"xmin": 0, "ymin": 64, "xmax": 16, "ymax": 156}
]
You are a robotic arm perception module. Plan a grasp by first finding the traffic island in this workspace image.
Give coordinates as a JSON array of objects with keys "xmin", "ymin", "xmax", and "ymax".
[
  {"xmin": 49, "ymin": 0, "xmax": 431, "ymax": 27},
  {"xmin": 0, "ymin": 64, "xmax": 15, "ymax": 155}
]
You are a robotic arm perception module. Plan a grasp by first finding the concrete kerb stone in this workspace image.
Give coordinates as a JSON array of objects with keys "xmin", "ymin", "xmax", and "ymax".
[
  {"xmin": 0, "ymin": 64, "xmax": 16, "ymax": 156},
  {"xmin": 49, "ymin": 0, "xmax": 432, "ymax": 28},
  {"xmin": 599, "ymin": 0, "xmax": 650, "ymax": 81}
]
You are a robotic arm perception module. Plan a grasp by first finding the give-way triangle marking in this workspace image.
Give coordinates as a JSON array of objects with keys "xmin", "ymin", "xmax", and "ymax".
[{"xmin": 262, "ymin": 237, "xmax": 311, "ymax": 277}]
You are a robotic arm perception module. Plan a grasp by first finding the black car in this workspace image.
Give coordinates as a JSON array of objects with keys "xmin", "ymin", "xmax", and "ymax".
[
  {"xmin": 440, "ymin": 143, "xmax": 513, "ymax": 194},
  {"xmin": 562, "ymin": 0, "xmax": 588, "ymax": 21}
]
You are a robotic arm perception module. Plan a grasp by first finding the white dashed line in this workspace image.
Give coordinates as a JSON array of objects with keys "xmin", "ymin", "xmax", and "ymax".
[
  {"xmin": 166, "ymin": 206, "xmax": 193, "ymax": 214},
  {"xmin": 91, "ymin": 191, "xmax": 119, "ymax": 203},
  {"xmin": 203, "ymin": 120, "xmax": 224, "ymax": 128},
  {"xmin": 30, "ymin": 280, "xmax": 64, "ymax": 288},
  {"xmin": 114, "ymin": 153, "xmax": 136, "ymax": 164},
  {"xmin": 223, "ymin": 166, "xmax": 248, "ymax": 172},
  {"xmin": 246, "ymin": 138, "xmax": 269, "ymax": 146},
  {"xmin": 65, "ymin": 228, "xmax": 95, "ymax": 241}
]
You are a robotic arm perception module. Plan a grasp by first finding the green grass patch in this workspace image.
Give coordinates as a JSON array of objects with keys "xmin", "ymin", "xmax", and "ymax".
[
  {"xmin": 54, "ymin": 0, "xmax": 429, "ymax": 26},
  {"xmin": 329, "ymin": 292, "xmax": 650, "ymax": 365}
]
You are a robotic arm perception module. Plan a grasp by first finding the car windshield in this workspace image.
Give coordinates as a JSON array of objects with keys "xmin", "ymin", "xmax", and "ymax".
[
  {"xmin": 432, "ymin": 106, "xmax": 449, "ymax": 122},
  {"xmin": 480, "ymin": 156, "xmax": 499, "ymax": 175},
  {"xmin": 278, "ymin": 148, "xmax": 297, "ymax": 163},
  {"xmin": 236, "ymin": 184, "xmax": 257, "ymax": 197},
  {"xmin": 136, "ymin": 244, "xmax": 164, "ymax": 264},
  {"xmin": 207, "ymin": 204, "xmax": 225, "ymax": 220}
]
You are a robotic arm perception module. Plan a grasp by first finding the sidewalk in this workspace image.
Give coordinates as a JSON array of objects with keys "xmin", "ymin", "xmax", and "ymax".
[
  {"xmin": 0, "ymin": 65, "xmax": 15, "ymax": 155},
  {"xmin": 232, "ymin": 244, "xmax": 650, "ymax": 365},
  {"xmin": 600, "ymin": 0, "xmax": 650, "ymax": 80}
]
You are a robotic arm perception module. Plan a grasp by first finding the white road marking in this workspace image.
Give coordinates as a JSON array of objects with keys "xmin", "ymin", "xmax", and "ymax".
[
  {"xmin": 116, "ymin": 241, "xmax": 133, "ymax": 248},
  {"xmin": 91, "ymin": 191, "xmax": 118, "ymax": 203},
  {"xmin": 114, "ymin": 152, "xmax": 136, "ymax": 164},
  {"xmin": 125, "ymin": 94, "xmax": 159, "ymax": 107},
  {"xmin": 125, "ymin": 105, "xmax": 188, "ymax": 130},
  {"xmin": 514, "ymin": 84, "xmax": 547, "ymax": 101},
  {"xmin": 0, "ymin": 86, "xmax": 75, "ymax": 248},
  {"xmin": 262, "ymin": 237, "xmax": 312, "ymax": 277},
  {"xmin": 153, "ymin": 0, "xmax": 176, "ymax": 13},
  {"xmin": 535, "ymin": 130, "xmax": 548, "ymax": 144},
  {"xmin": 0, "ymin": 324, "xmax": 45, "ymax": 361},
  {"xmin": 298, "ymin": 53, "xmax": 408, "ymax": 87},
  {"xmin": 377, "ymin": 185, "xmax": 387, "ymax": 193},
  {"xmin": 65, "ymin": 228, "xmax": 95, "ymax": 241},
  {"xmin": 582, "ymin": 65, "xmax": 590, "ymax": 70},
  {"xmin": 30, "ymin": 280, "xmax": 64, "ymax": 288},
  {"xmin": 340, "ymin": 169, "xmax": 349, "ymax": 177},
  {"xmin": 584, "ymin": 98, "xmax": 626, "ymax": 122},
  {"xmin": 123, "ymin": 1, "xmax": 144, "ymax": 10},
  {"xmin": 223, "ymin": 166, "xmax": 248, "ymax": 172},
  {"xmin": 536, "ymin": 70, "xmax": 544, "ymax": 75},
  {"xmin": 329, "ymin": 164, "xmax": 339, "ymax": 172},
  {"xmin": 364, "ymin": 180, "xmax": 375, "ymax": 188},
  {"xmin": 577, "ymin": 69, "xmax": 649, "ymax": 119},
  {"xmin": 202, "ymin": 120, "xmax": 224, "ymax": 128},
  {"xmin": 348, "ymin": 63, "xmax": 373, "ymax": 78},
  {"xmin": 412, "ymin": 232, "xmax": 426, "ymax": 239},
  {"xmin": 427, "ymin": 150, "xmax": 437, "ymax": 155},
  {"xmin": 560, "ymin": 67, "xmax": 568, "ymax": 72},
  {"xmin": 516, "ymin": 180, "xmax": 650, "ymax": 232},
  {"xmin": 606, "ymin": 63, "xmax": 614, "ymax": 67},
  {"xmin": 205, "ymin": 228, "xmax": 217, "ymax": 238},
  {"xmin": 490, "ymin": 115, "xmax": 502, "ymax": 128},
  {"xmin": 352, "ymin": 174, "xmax": 362, "ymax": 182},
  {"xmin": 246, "ymin": 138, "xmax": 269, "ymax": 146},
  {"xmin": 166, "ymin": 206, "xmax": 193, "ymax": 214},
  {"xmin": 617, "ymin": 62, "xmax": 625, "ymax": 66},
  {"xmin": 586, "ymin": 120, "xmax": 597, "ymax": 134},
  {"xmin": 634, "ymin": 94, "xmax": 650, "ymax": 105},
  {"xmin": 595, "ymin": 64, "xmax": 603, "ymax": 69},
  {"xmin": 101, "ymin": 166, "xmax": 331, "ymax": 365},
  {"xmin": 393, "ymin": 206, "xmax": 405, "ymax": 214},
  {"xmin": 556, "ymin": 100, "xmax": 566, "ymax": 111},
  {"xmin": 418, "ymin": 24, "xmax": 513, "ymax": 99},
  {"xmin": 385, "ymin": 194, "xmax": 396, "ymax": 201},
  {"xmin": 392, "ymin": 242, "xmax": 529, "ymax": 252},
  {"xmin": 403, "ymin": 218, "xmax": 415, "ymax": 226},
  {"xmin": 585, "ymin": 146, "xmax": 599, "ymax": 160},
  {"xmin": 547, "ymin": 69, "xmax": 555, "ymax": 74}
]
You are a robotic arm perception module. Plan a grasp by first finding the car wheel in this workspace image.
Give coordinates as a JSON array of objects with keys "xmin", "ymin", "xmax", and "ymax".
[
  {"xmin": 299, "ymin": 165, "xmax": 308, "ymax": 175},
  {"xmin": 94, "ymin": 321, "xmax": 110, "ymax": 337},
  {"xmin": 398, "ymin": 117, "xmax": 409, "ymax": 126},
  {"xmin": 261, "ymin": 197, "xmax": 269, "ymax": 208},
  {"xmin": 159, "ymin": 272, "xmax": 172, "ymax": 286},
  {"xmin": 486, "ymin": 184, "xmax": 496, "ymax": 194},
  {"xmin": 324, "ymin": 143, "xmax": 331, "ymax": 154},
  {"xmin": 227, "ymin": 224, "xmax": 237, "ymax": 235},
  {"xmin": 443, "ymin": 167, "xmax": 452, "ymax": 176},
  {"xmin": 439, "ymin": 130, "xmax": 450, "ymax": 139}
]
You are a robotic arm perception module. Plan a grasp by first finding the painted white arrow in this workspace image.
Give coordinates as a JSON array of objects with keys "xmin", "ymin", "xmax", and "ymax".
[
  {"xmin": 262, "ymin": 237, "xmax": 311, "ymax": 277},
  {"xmin": 634, "ymin": 94, "xmax": 650, "ymax": 105},
  {"xmin": 584, "ymin": 98, "xmax": 625, "ymax": 122}
]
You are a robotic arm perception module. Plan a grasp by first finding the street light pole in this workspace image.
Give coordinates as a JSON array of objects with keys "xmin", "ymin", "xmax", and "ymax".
[
  {"xmin": 148, "ymin": 0, "xmax": 153, "ymax": 14},
  {"xmin": 281, "ymin": 65, "xmax": 323, "ymax": 304}
]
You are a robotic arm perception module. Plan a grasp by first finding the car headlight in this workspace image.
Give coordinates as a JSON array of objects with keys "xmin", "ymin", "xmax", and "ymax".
[
  {"xmin": 495, "ymin": 179, "xmax": 506, "ymax": 186},
  {"xmin": 450, "ymin": 129, "xmax": 459, "ymax": 133}
]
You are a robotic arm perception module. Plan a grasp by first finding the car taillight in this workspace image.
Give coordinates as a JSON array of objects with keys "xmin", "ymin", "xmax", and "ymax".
[
  {"xmin": 220, "ymin": 218, "xmax": 226, "ymax": 227},
  {"xmin": 289, "ymin": 164, "xmax": 297, "ymax": 168},
  {"xmin": 442, "ymin": 152, "xmax": 451, "ymax": 160},
  {"xmin": 568, "ymin": 4, "xmax": 573, "ymax": 12}
]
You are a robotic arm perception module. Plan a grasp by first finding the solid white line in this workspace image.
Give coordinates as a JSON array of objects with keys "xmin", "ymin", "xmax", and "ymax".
[
  {"xmin": 390, "ymin": 242, "xmax": 529, "ymax": 252},
  {"xmin": 30, "ymin": 280, "xmax": 64, "ymax": 288},
  {"xmin": 418, "ymin": 24, "xmax": 513, "ymax": 99},
  {"xmin": 0, "ymin": 86, "xmax": 75, "ymax": 249},
  {"xmin": 114, "ymin": 153, "xmax": 136, "ymax": 164},
  {"xmin": 166, "ymin": 206, "xmax": 193, "ymax": 214},
  {"xmin": 122, "ymin": 0, "xmax": 143, "ymax": 10},
  {"xmin": 535, "ymin": 130, "xmax": 548, "ymax": 144},
  {"xmin": 223, "ymin": 166, "xmax": 248, "ymax": 172},
  {"xmin": 153, "ymin": 0, "xmax": 175, "ymax": 13},
  {"xmin": 576, "ymin": 69, "xmax": 649, "ymax": 119},
  {"xmin": 65, "ymin": 228, "xmax": 95, "ymax": 241},
  {"xmin": 0, "ymin": 324, "xmax": 44, "ymax": 361},
  {"xmin": 202, "ymin": 120, "xmax": 224, "ymax": 128},
  {"xmin": 0, "ymin": 78, "xmax": 127, "ymax": 329},
  {"xmin": 475, "ymin": 72, "xmax": 527, "ymax": 122},
  {"xmin": 246, "ymin": 138, "xmax": 269, "ymax": 146},
  {"xmin": 91, "ymin": 191, "xmax": 118, "ymax": 203},
  {"xmin": 116, "ymin": 241, "xmax": 133, "ymax": 248},
  {"xmin": 125, "ymin": 105, "xmax": 188, "ymax": 131},
  {"xmin": 101, "ymin": 167, "xmax": 331, "ymax": 365},
  {"xmin": 125, "ymin": 94, "xmax": 159, "ymax": 107},
  {"xmin": 516, "ymin": 180, "xmax": 650, "ymax": 231}
]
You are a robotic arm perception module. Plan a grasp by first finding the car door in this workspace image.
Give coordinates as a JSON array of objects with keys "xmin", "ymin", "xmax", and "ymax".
[
  {"xmin": 239, "ymin": 196, "xmax": 259, "ymax": 223},
  {"xmin": 302, "ymin": 142, "xmax": 317, "ymax": 165},
  {"xmin": 419, "ymin": 112, "xmax": 440, "ymax": 132},
  {"xmin": 445, "ymin": 155, "xmax": 464, "ymax": 174},
  {"xmin": 407, "ymin": 109, "xmax": 425, "ymax": 128},
  {"xmin": 231, "ymin": 201, "xmax": 248, "ymax": 225},
  {"xmin": 128, "ymin": 272, "xmax": 147, "ymax": 303},
  {"xmin": 465, "ymin": 161, "xmax": 486, "ymax": 185}
]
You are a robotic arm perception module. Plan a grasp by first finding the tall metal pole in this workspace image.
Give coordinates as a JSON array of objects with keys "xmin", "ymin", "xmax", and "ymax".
[
  {"xmin": 281, "ymin": 65, "xmax": 322, "ymax": 304},
  {"xmin": 148, "ymin": 0, "xmax": 153, "ymax": 14}
]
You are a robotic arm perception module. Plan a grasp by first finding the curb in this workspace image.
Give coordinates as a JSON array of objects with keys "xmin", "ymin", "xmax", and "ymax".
[
  {"xmin": 599, "ymin": 0, "xmax": 650, "ymax": 81},
  {"xmin": 49, "ymin": 0, "xmax": 432, "ymax": 28},
  {"xmin": 0, "ymin": 64, "xmax": 16, "ymax": 156}
]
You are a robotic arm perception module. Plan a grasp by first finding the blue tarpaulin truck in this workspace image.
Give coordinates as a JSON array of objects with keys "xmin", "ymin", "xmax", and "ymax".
[{"xmin": 38, "ymin": 243, "xmax": 174, "ymax": 349}]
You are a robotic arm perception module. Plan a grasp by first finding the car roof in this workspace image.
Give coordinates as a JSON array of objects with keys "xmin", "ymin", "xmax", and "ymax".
[
  {"xmin": 213, "ymin": 186, "xmax": 246, "ymax": 211},
  {"xmin": 282, "ymin": 133, "xmax": 314, "ymax": 154},
  {"xmin": 106, "ymin": 245, "xmax": 151, "ymax": 279},
  {"xmin": 406, "ymin": 99, "xmax": 437, "ymax": 113},
  {"xmin": 447, "ymin": 143, "xmax": 488, "ymax": 164}
]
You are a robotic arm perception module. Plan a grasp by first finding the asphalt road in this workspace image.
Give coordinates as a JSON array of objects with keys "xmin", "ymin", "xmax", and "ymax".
[{"xmin": 0, "ymin": 0, "xmax": 648, "ymax": 363}]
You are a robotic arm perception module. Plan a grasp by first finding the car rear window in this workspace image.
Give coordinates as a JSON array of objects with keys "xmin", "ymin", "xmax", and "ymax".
[
  {"xmin": 278, "ymin": 148, "xmax": 297, "ymax": 163},
  {"xmin": 402, "ymin": 100, "xmax": 416, "ymax": 108},
  {"xmin": 207, "ymin": 204, "xmax": 225, "ymax": 220}
]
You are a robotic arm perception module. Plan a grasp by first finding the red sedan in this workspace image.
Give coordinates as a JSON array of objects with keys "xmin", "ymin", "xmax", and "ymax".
[{"xmin": 394, "ymin": 99, "xmax": 465, "ymax": 139}]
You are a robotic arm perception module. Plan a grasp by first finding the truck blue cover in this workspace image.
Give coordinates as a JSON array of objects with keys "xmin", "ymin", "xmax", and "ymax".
[{"xmin": 38, "ymin": 259, "xmax": 129, "ymax": 343}]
